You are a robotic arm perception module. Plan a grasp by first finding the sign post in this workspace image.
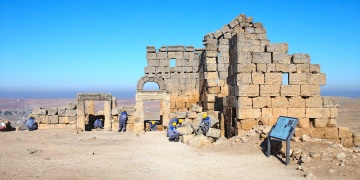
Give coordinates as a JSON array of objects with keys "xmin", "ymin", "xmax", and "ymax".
[{"xmin": 267, "ymin": 116, "xmax": 298, "ymax": 165}]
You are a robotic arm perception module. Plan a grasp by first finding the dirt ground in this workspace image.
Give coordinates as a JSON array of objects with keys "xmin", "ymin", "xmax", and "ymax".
[{"xmin": 0, "ymin": 96, "xmax": 359, "ymax": 179}]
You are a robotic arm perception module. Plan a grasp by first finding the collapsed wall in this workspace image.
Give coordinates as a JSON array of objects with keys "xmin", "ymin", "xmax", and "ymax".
[{"xmin": 199, "ymin": 14, "xmax": 357, "ymax": 147}]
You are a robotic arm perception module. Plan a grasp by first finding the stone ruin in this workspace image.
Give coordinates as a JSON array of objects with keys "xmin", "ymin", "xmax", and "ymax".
[{"xmin": 30, "ymin": 14, "xmax": 359, "ymax": 148}]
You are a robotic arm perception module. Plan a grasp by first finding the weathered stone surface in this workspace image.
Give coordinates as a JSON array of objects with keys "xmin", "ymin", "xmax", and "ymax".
[
  {"xmin": 273, "ymin": 52, "xmax": 291, "ymax": 64},
  {"xmin": 289, "ymin": 73, "xmax": 307, "ymax": 85},
  {"xmin": 240, "ymin": 119, "xmax": 257, "ymax": 130},
  {"xmin": 185, "ymin": 135, "xmax": 212, "ymax": 148},
  {"xmin": 338, "ymin": 127, "xmax": 353, "ymax": 138},
  {"xmin": 322, "ymin": 97, "xmax": 339, "ymax": 108},
  {"xmin": 32, "ymin": 107, "xmax": 47, "ymax": 115},
  {"xmin": 288, "ymin": 96, "xmax": 305, "ymax": 108},
  {"xmin": 65, "ymin": 110, "xmax": 77, "ymax": 117},
  {"xmin": 252, "ymin": 52, "xmax": 271, "ymax": 63},
  {"xmin": 326, "ymin": 119, "xmax": 337, "ymax": 128},
  {"xmin": 314, "ymin": 118, "xmax": 328, "ymax": 128},
  {"xmin": 252, "ymin": 96, "xmax": 271, "ymax": 108},
  {"xmin": 301, "ymin": 85, "xmax": 320, "ymax": 96},
  {"xmin": 238, "ymin": 97, "xmax": 253, "ymax": 108},
  {"xmin": 306, "ymin": 108, "xmax": 330, "ymax": 119},
  {"xmin": 236, "ymin": 84, "xmax": 259, "ymax": 96},
  {"xmin": 49, "ymin": 115, "xmax": 59, "ymax": 124},
  {"xmin": 192, "ymin": 104, "xmax": 203, "ymax": 113},
  {"xmin": 354, "ymin": 133, "xmax": 360, "ymax": 147},
  {"xmin": 207, "ymin": 128, "xmax": 221, "ymax": 138},
  {"xmin": 260, "ymin": 85, "xmax": 280, "ymax": 96},
  {"xmin": 57, "ymin": 106, "xmax": 66, "ymax": 116},
  {"xmin": 287, "ymin": 108, "xmax": 305, "ymax": 119},
  {"xmin": 66, "ymin": 102, "xmax": 77, "ymax": 110},
  {"xmin": 292, "ymin": 53, "xmax": 310, "ymax": 64},
  {"xmin": 271, "ymin": 96, "xmax": 289, "ymax": 108},
  {"xmin": 252, "ymin": 73, "xmax": 264, "ymax": 84},
  {"xmin": 341, "ymin": 138, "xmax": 354, "ymax": 148},
  {"xmin": 47, "ymin": 107, "xmax": 58, "ymax": 115},
  {"xmin": 237, "ymin": 109, "xmax": 261, "ymax": 119},
  {"xmin": 187, "ymin": 112, "xmax": 197, "ymax": 119},
  {"xmin": 325, "ymin": 128, "xmax": 338, "ymax": 139},
  {"xmin": 294, "ymin": 127, "xmax": 310, "ymax": 137},
  {"xmin": 297, "ymin": 118, "xmax": 309, "ymax": 128},
  {"xmin": 266, "ymin": 43, "xmax": 288, "ymax": 53},
  {"xmin": 264, "ymin": 73, "xmax": 282, "ymax": 84},
  {"xmin": 310, "ymin": 128, "xmax": 325, "ymax": 139},
  {"xmin": 176, "ymin": 112, "xmax": 187, "ymax": 119},
  {"xmin": 281, "ymin": 85, "xmax": 300, "ymax": 96},
  {"xmin": 305, "ymin": 96, "xmax": 323, "ymax": 108}
]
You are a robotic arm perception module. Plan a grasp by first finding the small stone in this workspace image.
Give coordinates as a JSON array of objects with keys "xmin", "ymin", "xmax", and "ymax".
[
  {"xmin": 336, "ymin": 152, "xmax": 346, "ymax": 160},
  {"xmin": 328, "ymin": 169, "xmax": 336, "ymax": 173}
]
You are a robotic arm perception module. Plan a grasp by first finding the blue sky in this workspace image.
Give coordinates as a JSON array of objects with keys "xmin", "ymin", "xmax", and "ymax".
[{"xmin": 0, "ymin": 0, "xmax": 359, "ymax": 97}]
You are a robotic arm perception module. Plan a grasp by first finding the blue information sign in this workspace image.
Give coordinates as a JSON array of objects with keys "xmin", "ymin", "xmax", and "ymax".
[
  {"xmin": 267, "ymin": 116, "xmax": 299, "ymax": 165},
  {"xmin": 269, "ymin": 116, "xmax": 298, "ymax": 141}
]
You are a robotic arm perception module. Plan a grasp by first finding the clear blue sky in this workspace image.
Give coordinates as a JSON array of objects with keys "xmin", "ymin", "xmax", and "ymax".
[{"xmin": 0, "ymin": 0, "xmax": 359, "ymax": 97}]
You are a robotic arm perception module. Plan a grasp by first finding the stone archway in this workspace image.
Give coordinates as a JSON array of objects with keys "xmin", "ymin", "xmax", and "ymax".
[
  {"xmin": 133, "ymin": 75, "xmax": 170, "ymax": 132},
  {"xmin": 76, "ymin": 93, "xmax": 113, "ymax": 131}
]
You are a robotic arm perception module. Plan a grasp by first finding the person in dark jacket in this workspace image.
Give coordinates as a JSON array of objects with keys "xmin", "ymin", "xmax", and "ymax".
[
  {"xmin": 25, "ymin": 117, "xmax": 38, "ymax": 131},
  {"xmin": 167, "ymin": 118, "xmax": 183, "ymax": 136},
  {"xmin": 118, "ymin": 110, "xmax": 128, "ymax": 132},
  {"xmin": 199, "ymin": 113, "xmax": 211, "ymax": 135},
  {"xmin": 168, "ymin": 122, "xmax": 184, "ymax": 142},
  {"xmin": 94, "ymin": 118, "xmax": 103, "ymax": 129}
]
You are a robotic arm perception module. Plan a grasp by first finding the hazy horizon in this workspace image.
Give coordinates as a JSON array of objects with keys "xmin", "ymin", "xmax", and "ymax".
[{"xmin": 0, "ymin": 89, "xmax": 358, "ymax": 99}]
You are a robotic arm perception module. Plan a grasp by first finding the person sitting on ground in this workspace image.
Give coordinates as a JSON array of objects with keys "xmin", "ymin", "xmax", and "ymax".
[
  {"xmin": 94, "ymin": 118, "xmax": 103, "ymax": 129},
  {"xmin": 167, "ymin": 118, "xmax": 183, "ymax": 136},
  {"xmin": 199, "ymin": 113, "xmax": 211, "ymax": 136},
  {"xmin": 25, "ymin": 116, "xmax": 38, "ymax": 131},
  {"xmin": 168, "ymin": 122, "xmax": 184, "ymax": 142},
  {"xmin": 149, "ymin": 120, "xmax": 157, "ymax": 131},
  {"xmin": 0, "ymin": 120, "xmax": 10, "ymax": 131},
  {"xmin": 118, "ymin": 109, "xmax": 128, "ymax": 132}
]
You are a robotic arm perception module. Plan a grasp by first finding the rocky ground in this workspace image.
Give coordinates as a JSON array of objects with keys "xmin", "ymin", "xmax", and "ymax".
[{"xmin": 0, "ymin": 96, "xmax": 359, "ymax": 179}]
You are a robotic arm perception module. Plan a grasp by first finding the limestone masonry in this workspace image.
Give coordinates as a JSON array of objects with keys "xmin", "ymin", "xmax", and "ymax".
[{"xmin": 30, "ymin": 14, "xmax": 359, "ymax": 148}]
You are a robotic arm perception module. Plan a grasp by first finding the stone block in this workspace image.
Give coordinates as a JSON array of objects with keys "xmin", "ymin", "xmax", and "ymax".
[
  {"xmin": 256, "ymin": 64, "xmax": 266, "ymax": 72},
  {"xmin": 276, "ymin": 64, "xmax": 291, "ymax": 72},
  {"xmin": 292, "ymin": 53, "xmax": 310, "ymax": 64},
  {"xmin": 330, "ymin": 108, "xmax": 338, "ymax": 118},
  {"xmin": 253, "ymin": 96, "xmax": 271, "ymax": 108},
  {"xmin": 192, "ymin": 104, "xmax": 203, "ymax": 113},
  {"xmin": 261, "ymin": 108, "xmax": 273, "ymax": 125},
  {"xmin": 259, "ymin": 85, "xmax": 280, "ymax": 96},
  {"xmin": 252, "ymin": 52, "xmax": 271, "ymax": 63},
  {"xmin": 205, "ymin": 72, "xmax": 218, "ymax": 79},
  {"xmin": 237, "ymin": 64, "xmax": 256, "ymax": 72},
  {"xmin": 287, "ymin": 108, "xmax": 305, "ymax": 119},
  {"xmin": 281, "ymin": 85, "xmax": 300, "ymax": 96},
  {"xmin": 288, "ymin": 96, "xmax": 305, "ymax": 108},
  {"xmin": 338, "ymin": 127, "xmax": 353, "ymax": 138},
  {"xmin": 264, "ymin": 73, "xmax": 282, "ymax": 84},
  {"xmin": 237, "ymin": 73, "xmax": 252, "ymax": 84},
  {"xmin": 310, "ymin": 64, "xmax": 320, "ymax": 73},
  {"xmin": 38, "ymin": 124, "xmax": 55, "ymax": 130},
  {"xmin": 65, "ymin": 110, "xmax": 77, "ymax": 117},
  {"xmin": 49, "ymin": 115, "xmax": 59, "ymax": 124},
  {"xmin": 305, "ymin": 96, "xmax": 323, "ymax": 108},
  {"xmin": 252, "ymin": 72, "xmax": 264, "ymax": 84},
  {"xmin": 187, "ymin": 112, "xmax": 197, "ymax": 119},
  {"xmin": 156, "ymin": 52, "xmax": 167, "ymax": 59},
  {"xmin": 206, "ymin": 63, "xmax": 217, "ymax": 72},
  {"xmin": 240, "ymin": 119, "xmax": 257, "ymax": 130},
  {"xmin": 205, "ymin": 94, "xmax": 216, "ymax": 102},
  {"xmin": 206, "ymin": 51, "xmax": 218, "ymax": 57},
  {"xmin": 57, "ymin": 106, "xmax": 66, "ymax": 116},
  {"xmin": 148, "ymin": 60, "xmax": 160, "ymax": 67},
  {"xmin": 272, "ymin": 52, "xmax": 291, "ymax": 64},
  {"xmin": 266, "ymin": 64, "xmax": 276, "ymax": 72},
  {"xmin": 289, "ymin": 73, "xmax": 308, "ymax": 85},
  {"xmin": 32, "ymin": 107, "xmax": 47, "ymax": 115},
  {"xmin": 176, "ymin": 112, "xmax": 187, "ymax": 119},
  {"xmin": 341, "ymin": 138, "xmax": 354, "ymax": 148},
  {"xmin": 314, "ymin": 118, "xmax": 328, "ymax": 128},
  {"xmin": 37, "ymin": 115, "xmax": 50, "ymax": 124},
  {"xmin": 327, "ymin": 138, "xmax": 341, "ymax": 144},
  {"xmin": 325, "ymin": 128, "xmax": 338, "ymax": 139},
  {"xmin": 310, "ymin": 128, "xmax": 325, "ymax": 139},
  {"xmin": 159, "ymin": 60, "xmax": 170, "ymax": 67},
  {"xmin": 238, "ymin": 97, "xmax": 253, "ymax": 108},
  {"xmin": 322, "ymin": 97, "xmax": 339, "ymax": 108},
  {"xmin": 326, "ymin": 119, "xmax": 337, "ymax": 128},
  {"xmin": 59, "ymin": 116, "xmax": 69, "ymax": 124},
  {"xmin": 354, "ymin": 134, "xmax": 360, "ymax": 147},
  {"xmin": 296, "ymin": 64, "xmax": 310, "ymax": 73},
  {"xmin": 306, "ymin": 108, "xmax": 330, "ymax": 119},
  {"xmin": 146, "ymin": 53, "xmax": 156, "ymax": 60},
  {"xmin": 237, "ymin": 52, "xmax": 252, "ymax": 64},
  {"xmin": 272, "ymin": 108, "xmax": 288, "ymax": 124},
  {"xmin": 207, "ymin": 87, "xmax": 221, "ymax": 94},
  {"xmin": 66, "ymin": 102, "xmax": 77, "ymax": 110},
  {"xmin": 308, "ymin": 74, "xmax": 326, "ymax": 85},
  {"xmin": 271, "ymin": 96, "xmax": 289, "ymax": 108},
  {"xmin": 266, "ymin": 43, "xmax": 288, "ymax": 53},
  {"xmin": 301, "ymin": 85, "xmax": 320, "ymax": 96},
  {"xmin": 236, "ymin": 84, "xmax": 259, "ymax": 97},
  {"xmin": 294, "ymin": 127, "xmax": 310, "ymax": 137},
  {"xmin": 297, "ymin": 118, "xmax": 310, "ymax": 128},
  {"xmin": 205, "ymin": 102, "xmax": 215, "ymax": 110},
  {"xmin": 237, "ymin": 109, "xmax": 261, "ymax": 119},
  {"xmin": 47, "ymin": 107, "xmax": 58, "ymax": 115},
  {"xmin": 146, "ymin": 46, "xmax": 156, "ymax": 53}
]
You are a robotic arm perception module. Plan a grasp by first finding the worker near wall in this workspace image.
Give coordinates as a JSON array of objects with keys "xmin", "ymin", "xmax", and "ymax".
[
  {"xmin": 94, "ymin": 118, "xmax": 103, "ymax": 129},
  {"xmin": 168, "ymin": 122, "xmax": 184, "ymax": 142},
  {"xmin": 25, "ymin": 116, "xmax": 38, "ymax": 131},
  {"xmin": 149, "ymin": 120, "xmax": 157, "ymax": 131},
  {"xmin": 199, "ymin": 113, "xmax": 211, "ymax": 136},
  {"xmin": 118, "ymin": 109, "xmax": 128, "ymax": 132},
  {"xmin": 167, "ymin": 118, "xmax": 183, "ymax": 136}
]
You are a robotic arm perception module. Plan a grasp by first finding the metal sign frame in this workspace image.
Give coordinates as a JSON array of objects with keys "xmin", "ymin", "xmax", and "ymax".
[{"xmin": 267, "ymin": 116, "xmax": 299, "ymax": 165}]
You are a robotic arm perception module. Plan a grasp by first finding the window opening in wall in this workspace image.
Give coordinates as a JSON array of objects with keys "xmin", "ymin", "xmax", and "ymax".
[
  {"xmin": 143, "ymin": 100, "xmax": 161, "ymax": 131},
  {"xmin": 85, "ymin": 100, "xmax": 105, "ymax": 131},
  {"xmin": 282, "ymin": 73, "xmax": 289, "ymax": 85},
  {"xmin": 143, "ymin": 82, "xmax": 160, "ymax": 91},
  {"xmin": 170, "ymin": 58, "xmax": 176, "ymax": 67}
]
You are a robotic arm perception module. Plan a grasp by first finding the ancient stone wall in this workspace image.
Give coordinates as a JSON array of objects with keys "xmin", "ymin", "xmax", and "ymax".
[{"xmin": 144, "ymin": 46, "xmax": 203, "ymax": 112}]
